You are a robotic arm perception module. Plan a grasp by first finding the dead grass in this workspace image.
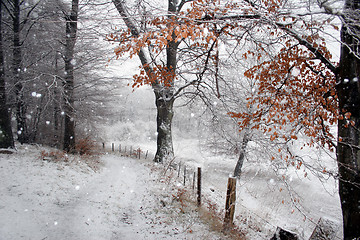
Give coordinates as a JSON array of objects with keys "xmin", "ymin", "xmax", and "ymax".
[
  {"xmin": 198, "ymin": 197, "xmax": 247, "ymax": 239},
  {"xmin": 38, "ymin": 147, "xmax": 104, "ymax": 172},
  {"xmin": 155, "ymin": 161, "xmax": 247, "ymax": 240}
]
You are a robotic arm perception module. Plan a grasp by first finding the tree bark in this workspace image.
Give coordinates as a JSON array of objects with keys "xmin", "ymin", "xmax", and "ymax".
[
  {"xmin": 12, "ymin": 0, "xmax": 28, "ymax": 144},
  {"xmin": 63, "ymin": 0, "xmax": 79, "ymax": 153},
  {"xmin": 54, "ymin": 53, "xmax": 61, "ymax": 147},
  {"xmin": 28, "ymin": 96, "xmax": 44, "ymax": 143},
  {"xmin": 336, "ymin": 0, "xmax": 360, "ymax": 238},
  {"xmin": 153, "ymin": 0, "xmax": 178, "ymax": 163},
  {"xmin": 154, "ymin": 90, "xmax": 174, "ymax": 162},
  {"xmin": 233, "ymin": 131, "xmax": 249, "ymax": 178},
  {"xmin": 0, "ymin": 2, "xmax": 14, "ymax": 149}
]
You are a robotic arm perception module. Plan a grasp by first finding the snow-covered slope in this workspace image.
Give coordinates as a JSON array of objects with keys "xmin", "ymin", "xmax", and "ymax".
[
  {"xmin": 0, "ymin": 145, "xmax": 230, "ymax": 240},
  {"xmin": 171, "ymin": 138, "xmax": 343, "ymax": 239}
]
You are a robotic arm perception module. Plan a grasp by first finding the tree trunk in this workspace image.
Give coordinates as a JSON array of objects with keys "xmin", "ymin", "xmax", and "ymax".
[
  {"xmin": 153, "ymin": 0, "xmax": 178, "ymax": 163},
  {"xmin": 63, "ymin": 0, "xmax": 79, "ymax": 153},
  {"xmin": 54, "ymin": 53, "xmax": 61, "ymax": 147},
  {"xmin": 154, "ymin": 90, "xmax": 174, "ymax": 163},
  {"xmin": 28, "ymin": 96, "xmax": 44, "ymax": 143},
  {"xmin": 0, "ymin": 2, "xmax": 14, "ymax": 149},
  {"xmin": 233, "ymin": 131, "xmax": 249, "ymax": 178},
  {"xmin": 12, "ymin": 0, "xmax": 28, "ymax": 144},
  {"xmin": 336, "ymin": 0, "xmax": 360, "ymax": 238}
]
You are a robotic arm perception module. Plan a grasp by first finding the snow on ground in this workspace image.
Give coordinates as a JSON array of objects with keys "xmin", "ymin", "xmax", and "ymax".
[
  {"xmin": 170, "ymin": 138, "xmax": 343, "ymax": 239},
  {"xmin": 0, "ymin": 144, "xmax": 231, "ymax": 240},
  {"xmin": 97, "ymin": 132, "xmax": 343, "ymax": 239},
  {"xmin": 97, "ymin": 137, "xmax": 343, "ymax": 239}
]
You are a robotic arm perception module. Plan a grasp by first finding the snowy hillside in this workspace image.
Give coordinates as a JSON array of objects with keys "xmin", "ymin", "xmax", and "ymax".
[
  {"xmin": 170, "ymin": 138, "xmax": 343, "ymax": 239},
  {"xmin": 0, "ymin": 145, "xmax": 234, "ymax": 240}
]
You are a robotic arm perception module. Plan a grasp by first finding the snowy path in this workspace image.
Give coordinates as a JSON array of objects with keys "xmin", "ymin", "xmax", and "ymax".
[
  {"xmin": 43, "ymin": 155, "xmax": 152, "ymax": 240},
  {"xmin": 0, "ymin": 146, "xmax": 226, "ymax": 240}
]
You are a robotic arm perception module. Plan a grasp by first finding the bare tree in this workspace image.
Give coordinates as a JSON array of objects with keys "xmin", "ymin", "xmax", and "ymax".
[
  {"xmin": 62, "ymin": 0, "xmax": 79, "ymax": 153},
  {"xmin": 2, "ymin": 0, "xmax": 45, "ymax": 144},
  {"xmin": 0, "ymin": 1, "xmax": 14, "ymax": 149},
  {"xmin": 11, "ymin": 0, "xmax": 28, "ymax": 143}
]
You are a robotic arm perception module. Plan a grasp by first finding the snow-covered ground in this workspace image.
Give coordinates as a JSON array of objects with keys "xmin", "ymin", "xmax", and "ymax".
[
  {"xmin": 0, "ymin": 144, "xmax": 232, "ymax": 240},
  {"xmin": 99, "ymin": 86, "xmax": 343, "ymax": 239},
  {"xmin": 0, "ymin": 141, "xmax": 343, "ymax": 240},
  {"xmin": 171, "ymin": 139, "xmax": 343, "ymax": 239},
  {"xmin": 105, "ymin": 137, "xmax": 343, "ymax": 239}
]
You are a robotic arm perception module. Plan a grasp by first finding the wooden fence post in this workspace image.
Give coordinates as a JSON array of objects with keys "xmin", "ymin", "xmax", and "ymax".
[
  {"xmin": 119, "ymin": 144, "xmax": 121, "ymax": 153},
  {"xmin": 224, "ymin": 177, "xmax": 237, "ymax": 230},
  {"xmin": 112, "ymin": 143, "xmax": 114, "ymax": 152},
  {"xmin": 138, "ymin": 148, "xmax": 141, "ymax": 159},
  {"xmin": 145, "ymin": 150, "xmax": 148, "ymax": 159},
  {"xmin": 197, "ymin": 167, "xmax": 202, "ymax": 206},
  {"xmin": 193, "ymin": 172, "xmax": 196, "ymax": 190},
  {"xmin": 102, "ymin": 142, "xmax": 105, "ymax": 149}
]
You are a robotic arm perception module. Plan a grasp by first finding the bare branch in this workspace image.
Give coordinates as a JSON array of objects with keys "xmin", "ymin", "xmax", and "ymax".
[{"xmin": 112, "ymin": 0, "xmax": 153, "ymax": 73}]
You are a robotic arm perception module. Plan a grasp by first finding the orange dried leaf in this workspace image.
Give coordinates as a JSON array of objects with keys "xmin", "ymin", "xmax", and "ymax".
[{"xmin": 345, "ymin": 112, "xmax": 352, "ymax": 119}]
